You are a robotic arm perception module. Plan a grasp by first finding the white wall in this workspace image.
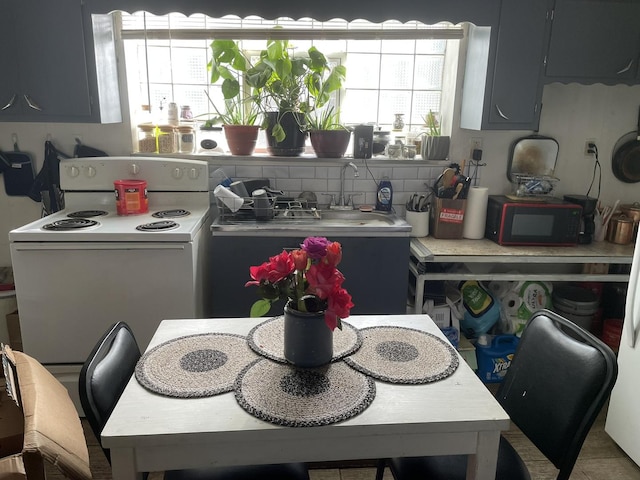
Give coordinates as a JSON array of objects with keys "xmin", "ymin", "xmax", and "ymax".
[{"xmin": 2, "ymin": 82, "xmax": 640, "ymax": 267}]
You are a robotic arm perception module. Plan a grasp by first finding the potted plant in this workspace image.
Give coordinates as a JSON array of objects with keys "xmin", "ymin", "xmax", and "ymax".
[
  {"xmin": 421, "ymin": 110, "xmax": 450, "ymax": 161},
  {"xmin": 307, "ymin": 107, "xmax": 351, "ymax": 158},
  {"xmin": 207, "ymin": 41, "xmax": 263, "ymax": 155},
  {"xmin": 245, "ymin": 236, "xmax": 354, "ymax": 367}
]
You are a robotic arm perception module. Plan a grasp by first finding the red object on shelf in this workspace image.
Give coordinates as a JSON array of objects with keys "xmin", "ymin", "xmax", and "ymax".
[{"xmin": 0, "ymin": 284, "xmax": 15, "ymax": 291}]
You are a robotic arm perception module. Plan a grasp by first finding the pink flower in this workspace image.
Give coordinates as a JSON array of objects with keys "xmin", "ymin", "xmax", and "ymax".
[
  {"xmin": 324, "ymin": 241, "xmax": 342, "ymax": 267},
  {"xmin": 291, "ymin": 249, "xmax": 308, "ymax": 271},
  {"xmin": 306, "ymin": 263, "xmax": 344, "ymax": 299}
]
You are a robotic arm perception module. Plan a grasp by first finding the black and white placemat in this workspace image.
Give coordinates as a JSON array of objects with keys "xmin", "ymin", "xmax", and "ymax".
[
  {"xmin": 247, "ymin": 316, "xmax": 363, "ymax": 363},
  {"xmin": 135, "ymin": 333, "xmax": 259, "ymax": 398},
  {"xmin": 343, "ymin": 326, "xmax": 459, "ymax": 384},
  {"xmin": 235, "ymin": 358, "xmax": 375, "ymax": 427}
]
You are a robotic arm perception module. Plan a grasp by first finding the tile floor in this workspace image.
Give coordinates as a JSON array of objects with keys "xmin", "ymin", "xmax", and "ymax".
[{"xmin": 64, "ymin": 392, "xmax": 640, "ymax": 480}]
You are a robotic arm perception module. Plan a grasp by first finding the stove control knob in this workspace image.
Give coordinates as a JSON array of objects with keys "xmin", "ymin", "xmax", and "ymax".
[
  {"xmin": 129, "ymin": 163, "xmax": 140, "ymax": 175},
  {"xmin": 188, "ymin": 168, "xmax": 200, "ymax": 179},
  {"xmin": 172, "ymin": 167, "xmax": 184, "ymax": 179},
  {"xmin": 85, "ymin": 166, "xmax": 97, "ymax": 178},
  {"xmin": 68, "ymin": 165, "xmax": 80, "ymax": 177}
]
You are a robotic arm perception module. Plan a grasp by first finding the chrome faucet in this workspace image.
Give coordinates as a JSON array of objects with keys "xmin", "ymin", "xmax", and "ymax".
[{"xmin": 336, "ymin": 162, "xmax": 359, "ymax": 209}]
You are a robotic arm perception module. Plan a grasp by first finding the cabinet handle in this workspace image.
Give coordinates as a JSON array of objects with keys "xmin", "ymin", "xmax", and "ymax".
[
  {"xmin": 23, "ymin": 94, "xmax": 42, "ymax": 111},
  {"xmin": 617, "ymin": 59, "xmax": 634, "ymax": 75},
  {"xmin": 495, "ymin": 104, "xmax": 510, "ymax": 120},
  {"xmin": 1, "ymin": 94, "xmax": 17, "ymax": 111}
]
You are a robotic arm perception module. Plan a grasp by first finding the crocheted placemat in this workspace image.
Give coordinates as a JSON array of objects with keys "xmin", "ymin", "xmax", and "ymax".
[
  {"xmin": 235, "ymin": 358, "xmax": 376, "ymax": 427},
  {"xmin": 135, "ymin": 333, "xmax": 260, "ymax": 398},
  {"xmin": 343, "ymin": 326, "xmax": 459, "ymax": 384},
  {"xmin": 247, "ymin": 316, "xmax": 362, "ymax": 363}
]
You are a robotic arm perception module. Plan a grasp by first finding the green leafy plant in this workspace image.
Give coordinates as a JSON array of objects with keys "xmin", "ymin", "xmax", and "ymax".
[
  {"xmin": 423, "ymin": 110, "xmax": 442, "ymax": 136},
  {"xmin": 305, "ymin": 106, "xmax": 348, "ymax": 131},
  {"xmin": 202, "ymin": 92, "xmax": 260, "ymax": 127},
  {"xmin": 208, "ymin": 36, "xmax": 346, "ymax": 142}
]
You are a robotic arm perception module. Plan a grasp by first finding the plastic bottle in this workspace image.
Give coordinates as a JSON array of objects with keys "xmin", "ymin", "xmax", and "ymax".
[
  {"xmin": 167, "ymin": 102, "xmax": 179, "ymax": 126},
  {"xmin": 375, "ymin": 176, "xmax": 393, "ymax": 211},
  {"xmin": 475, "ymin": 334, "xmax": 520, "ymax": 383},
  {"xmin": 459, "ymin": 280, "xmax": 501, "ymax": 338}
]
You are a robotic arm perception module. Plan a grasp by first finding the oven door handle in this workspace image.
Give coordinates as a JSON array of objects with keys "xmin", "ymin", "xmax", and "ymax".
[{"xmin": 12, "ymin": 244, "xmax": 187, "ymax": 251}]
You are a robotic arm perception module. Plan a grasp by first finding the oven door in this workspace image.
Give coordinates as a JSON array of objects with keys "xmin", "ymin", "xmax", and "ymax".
[{"xmin": 10, "ymin": 242, "xmax": 200, "ymax": 364}]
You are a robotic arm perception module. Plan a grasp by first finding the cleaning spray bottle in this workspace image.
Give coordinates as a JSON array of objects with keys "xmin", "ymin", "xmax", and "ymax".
[{"xmin": 375, "ymin": 176, "xmax": 393, "ymax": 211}]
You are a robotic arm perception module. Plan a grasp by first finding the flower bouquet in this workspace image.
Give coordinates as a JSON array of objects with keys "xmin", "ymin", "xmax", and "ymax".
[{"xmin": 245, "ymin": 236, "xmax": 354, "ymax": 331}]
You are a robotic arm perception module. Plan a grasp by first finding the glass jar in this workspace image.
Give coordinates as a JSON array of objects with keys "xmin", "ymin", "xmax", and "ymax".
[
  {"xmin": 393, "ymin": 113, "xmax": 405, "ymax": 131},
  {"xmin": 137, "ymin": 124, "xmax": 157, "ymax": 153},
  {"xmin": 177, "ymin": 125, "xmax": 195, "ymax": 153},
  {"xmin": 157, "ymin": 125, "xmax": 177, "ymax": 153},
  {"xmin": 180, "ymin": 105, "xmax": 194, "ymax": 122}
]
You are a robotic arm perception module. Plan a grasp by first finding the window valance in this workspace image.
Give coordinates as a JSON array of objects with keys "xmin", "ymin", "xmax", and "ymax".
[{"xmin": 83, "ymin": 0, "xmax": 500, "ymax": 26}]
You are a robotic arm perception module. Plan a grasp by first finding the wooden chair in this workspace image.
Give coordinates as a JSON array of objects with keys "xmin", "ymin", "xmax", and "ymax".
[
  {"xmin": 376, "ymin": 309, "xmax": 618, "ymax": 480},
  {"xmin": 79, "ymin": 321, "xmax": 310, "ymax": 480}
]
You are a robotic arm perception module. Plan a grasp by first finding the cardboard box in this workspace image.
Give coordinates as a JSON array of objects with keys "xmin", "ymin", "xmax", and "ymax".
[
  {"xmin": 6, "ymin": 312, "xmax": 21, "ymax": 352},
  {"xmin": 430, "ymin": 198, "xmax": 466, "ymax": 239},
  {"xmin": 0, "ymin": 346, "xmax": 91, "ymax": 480}
]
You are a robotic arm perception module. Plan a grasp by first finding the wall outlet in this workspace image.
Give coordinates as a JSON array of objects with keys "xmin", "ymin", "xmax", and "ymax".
[
  {"xmin": 470, "ymin": 137, "xmax": 483, "ymax": 157},
  {"xmin": 584, "ymin": 139, "xmax": 597, "ymax": 156}
]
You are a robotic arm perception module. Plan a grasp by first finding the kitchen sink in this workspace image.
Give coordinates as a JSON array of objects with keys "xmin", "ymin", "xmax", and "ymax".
[{"xmin": 211, "ymin": 208, "xmax": 411, "ymax": 236}]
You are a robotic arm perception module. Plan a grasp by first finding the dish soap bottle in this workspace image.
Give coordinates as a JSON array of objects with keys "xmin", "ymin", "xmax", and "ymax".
[{"xmin": 375, "ymin": 176, "xmax": 393, "ymax": 211}]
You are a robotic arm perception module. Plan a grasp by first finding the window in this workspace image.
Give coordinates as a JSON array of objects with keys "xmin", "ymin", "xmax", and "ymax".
[{"xmin": 120, "ymin": 13, "xmax": 461, "ymax": 134}]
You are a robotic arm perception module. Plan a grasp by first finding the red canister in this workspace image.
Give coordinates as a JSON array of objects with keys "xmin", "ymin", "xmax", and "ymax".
[{"xmin": 114, "ymin": 179, "xmax": 148, "ymax": 215}]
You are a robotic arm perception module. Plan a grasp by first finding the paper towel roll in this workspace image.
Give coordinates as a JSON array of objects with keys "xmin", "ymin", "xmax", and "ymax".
[{"xmin": 462, "ymin": 186, "xmax": 489, "ymax": 239}]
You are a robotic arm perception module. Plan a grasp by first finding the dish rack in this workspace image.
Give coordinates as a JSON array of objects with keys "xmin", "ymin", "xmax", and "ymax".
[
  {"xmin": 216, "ymin": 197, "xmax": 320, "ymax": 222},
  {"xmin": 511, "ymin": 174, "xmax": 559, "ymax": 198}
]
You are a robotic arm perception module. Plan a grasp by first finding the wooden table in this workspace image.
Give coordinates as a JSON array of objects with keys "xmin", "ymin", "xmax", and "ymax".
[{"xmin": 101, "ymin": 314, "xmax": 510, "ymax": 480}]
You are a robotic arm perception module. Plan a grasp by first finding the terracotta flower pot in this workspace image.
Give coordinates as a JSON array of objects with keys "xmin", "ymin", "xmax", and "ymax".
[
  {"xmin": 309, "ymin": 130, "xmax": 352, "ymax": 158},
  {"xmin": 223, "ymin": 125, "xmax": 260, "ymax": 156},
  {"xmin": 283, "ymin": 302, "xmax": 333, "ymax": 368}
]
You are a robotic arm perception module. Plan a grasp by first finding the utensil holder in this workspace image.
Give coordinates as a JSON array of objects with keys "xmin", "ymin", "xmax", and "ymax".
[
  {"xmin": 430, "ymin": 198, "xmax": 466, "ymax": 239},
  {"xmin": 406, "ymin": 210, "xmax": 429, "ymax": 237}
]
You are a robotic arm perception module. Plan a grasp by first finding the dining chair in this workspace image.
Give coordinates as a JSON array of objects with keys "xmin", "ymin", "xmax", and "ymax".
[
  {"xmin": 79, "ymin": 321, "xmax": 310, "ymax": 480},
  {"xmin": 376, "ymin": 309, "xmax": 618, "ymax": 480}
]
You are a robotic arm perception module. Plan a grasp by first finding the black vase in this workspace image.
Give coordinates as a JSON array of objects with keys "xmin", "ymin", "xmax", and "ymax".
[
  {"xmin": 265, "ymin": 111, "xmax": 307, "ymax": 157},
  {"xmin": 283, "ymin": 302, "xmax": 333, "ymax": 368}
]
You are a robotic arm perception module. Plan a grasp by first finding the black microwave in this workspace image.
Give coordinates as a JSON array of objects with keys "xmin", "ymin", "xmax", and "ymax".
[{"xmin": 485, "ymin": 196, "xmax": 583, "ymax": 246}]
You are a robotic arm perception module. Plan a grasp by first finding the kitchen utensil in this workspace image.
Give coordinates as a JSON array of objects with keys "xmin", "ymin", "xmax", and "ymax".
[
  {"xmin": 612, "ymin": 106, "xmax": 640, "ymax": 183},
  {"xmin": 507, "ymin": 135, "xmax": 559, "ymax": 182},
  {"xmin": 452, "ymin": 182, "xmax": 464, "ymax": 200}
]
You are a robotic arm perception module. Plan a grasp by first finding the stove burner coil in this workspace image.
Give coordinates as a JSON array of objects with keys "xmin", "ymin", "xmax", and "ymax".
[
  {"xmin": 136, "ymin": 220, "xmax": 179, "ymax": 231},
  {"xmin": 42, "ymin": 219, "xmax": 100, "ymax": 230},
  {"xmin": 67, "ymin": 210, "xmax": 108, "ymax": 218},
  {"xmin": 152, "ymin": 209, "xmax": 191, "ymax": 218}
]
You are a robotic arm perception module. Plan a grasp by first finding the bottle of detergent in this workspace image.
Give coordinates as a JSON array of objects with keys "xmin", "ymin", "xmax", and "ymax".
[
  {"xmin": 459, "ymin": 280, "xmax": 501, "ymax": 338},
  {"xmin": 375, "ymin": 176, "xmax": 393, "ymax": 211},
  {"xmin": 475, "ymin": 334, "xmax": 520, "ymax": 383}
]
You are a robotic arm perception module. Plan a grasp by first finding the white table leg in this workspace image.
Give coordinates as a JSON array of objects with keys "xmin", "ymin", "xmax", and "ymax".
[
  {"xmin": 110, "ymin": 447, "xmax": 143, "ymax": 480},
  {"xmin": 466, "ymin": 430, "xmax": 501, "ymax": 480}
]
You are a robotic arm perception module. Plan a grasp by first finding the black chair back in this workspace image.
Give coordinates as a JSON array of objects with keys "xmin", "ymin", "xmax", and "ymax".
[
  {"xmin": 79, "ymin": 322, "xmax": 141, "ymax": 463},
  {"xmin": 496, "ymin": 309, "xmax": 618, "ymax": 480}
]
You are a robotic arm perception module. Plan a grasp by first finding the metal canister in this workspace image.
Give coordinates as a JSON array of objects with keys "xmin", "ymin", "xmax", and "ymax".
[
  {"xmin": 607, "ymin": 214, "xmax": 634, "ymax": 245},
  {"xmin": 620, "ymin": 202, "xmax": 640, "ymax": 240}
]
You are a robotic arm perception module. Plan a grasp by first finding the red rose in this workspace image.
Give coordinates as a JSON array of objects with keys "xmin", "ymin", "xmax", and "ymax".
[
  {"xmin": 325, "ymin": 241, "xmax": 342, "ymax": 267},
  {"xmin": 306, "ymin": 263, "xmax": 344, "ymax": 299},
  {"xmin": 291, "ymin": 249, "xmax": 308, "ymax": 271},
  {"xmin": 264, "ymin": 251, "xmax": 295, "ymax": 284},
  {"xmin": 328, "ymin": 287, "xmax": 354, "ymax": 319}
]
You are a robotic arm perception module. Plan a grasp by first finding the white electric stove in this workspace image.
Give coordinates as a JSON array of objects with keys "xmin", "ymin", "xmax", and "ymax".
[{"xmin": 9, "ymin": 156, "xmax": 212, "ymax": 411}]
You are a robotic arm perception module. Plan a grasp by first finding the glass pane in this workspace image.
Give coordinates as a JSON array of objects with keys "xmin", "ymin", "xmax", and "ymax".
[
  {"xmin": 147, "ymin": 46, "xmax": 172, "ymax": 83},
  {"xmin": 172, "ymin": 85, "xmax": 209, "ymax": 117},
  {"xmin": 413, "ymin": 55, "xmax": 444, "ymax": 89},
  {"xmin": 416, "ymin": 39, "xmax": 447, "ymax": 54},
  {"xmin": 381, "ymin": 39, "xmax": 416, "ymax": 54},
  {"xmin": 346, "ymin": 39, "xmax": 381, "ymax": 53},
  {"xmin": 171, "ymin": 47, "xmax": 208, "ymax": 84},
  {"xmin": 378, "ymin": 90, "xmax": 412, "ymax": 126},
  {"xmin": 344, "ymin": 53, "xmax": 380, "ymax": 89},
  {"xmin": 409, "ymin": 91, "xmax": 441, "ymax": 126},
  {"xmin": 379, "ymin": 54, "xmax": 414, "ymax": 89},
  {"xmin": 341, "ymin": 90, "xmax": 379, "ymax": 125}
]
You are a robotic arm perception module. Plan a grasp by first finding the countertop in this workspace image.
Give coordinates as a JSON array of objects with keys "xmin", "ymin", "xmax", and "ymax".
[{"xmin": 411, "ymin": 237, "xmax": 635, "ymax": 264}]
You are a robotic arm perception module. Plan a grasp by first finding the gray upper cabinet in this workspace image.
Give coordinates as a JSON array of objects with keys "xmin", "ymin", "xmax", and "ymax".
[
  {"xmin": 460, "ymin": 0, "xmax": 551, "ymax": 131},
  {"xmin": 545, "ymin": 0, "xmax": 640, "ymax": 83},
  {"xmin": 0, "ymin": 0, "xmax": 121, "ymax": 123}
]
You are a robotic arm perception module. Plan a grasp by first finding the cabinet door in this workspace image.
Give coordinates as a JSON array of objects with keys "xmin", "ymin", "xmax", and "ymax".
[
  {"xmin": 460, "ymin": 0, "xmax": 550, "ymax": 130},
  {"xmin": 14, "ymin": 0, "xmax": 93, "ymax": 119},
  {"xmin": 545, "ymin": 0, "xmax": 640, "ymax": 81},
  {"xmin": 487, "ymin": 0, "xmax": 549, "ymax": 127},
  {"xmin": 0, "ymin": 0, "xmax": 20, "ymax": 117}
]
